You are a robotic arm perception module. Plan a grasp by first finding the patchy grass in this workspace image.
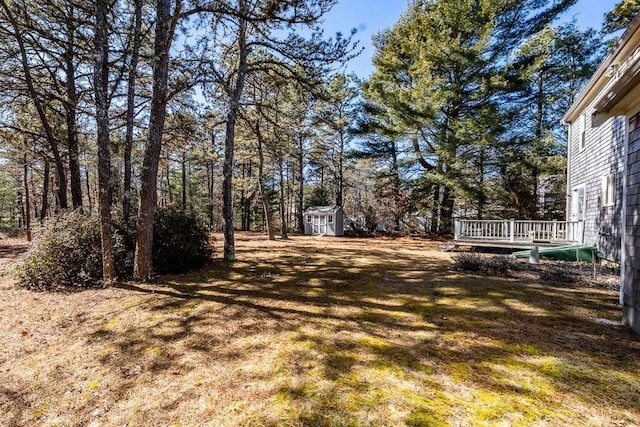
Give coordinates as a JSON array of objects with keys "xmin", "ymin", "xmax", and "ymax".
[{"xmin": 0, "ymin": 232, "xmax": 639, "ymax": 426}]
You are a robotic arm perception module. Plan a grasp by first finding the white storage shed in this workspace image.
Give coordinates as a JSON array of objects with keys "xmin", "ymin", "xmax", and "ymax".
[{"xmin": 304, "ymin": 206, "xmax": 344, "ymax": 236}]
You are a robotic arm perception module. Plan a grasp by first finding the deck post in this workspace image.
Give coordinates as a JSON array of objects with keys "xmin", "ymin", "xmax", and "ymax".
[
  {"xmin": 454, "ymin": 219, "xmax": 460, "ymax": 240},
  {"xmin": 552, "ymin": 220, "xmax": 558, "ymax": 240},
  {"xmin": 578, "ymin": 221, "xmax": 585, "ymax": 244},
  {"xmin": 509, "ymin": 219, "xmax": 515, "ymax": 242}
]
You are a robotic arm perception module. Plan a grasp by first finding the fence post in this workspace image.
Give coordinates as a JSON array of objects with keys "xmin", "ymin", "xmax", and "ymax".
[
  {"xmin": 552, "ymin": 219, "xmax": 557, "ymax": 240},
  {"xmin": 510, "ymin": 218, "xmax": 515, "ymax": 242},
  {"xmin": 454, "ymin": 219, "xmax": 460, "ymax": 240}
]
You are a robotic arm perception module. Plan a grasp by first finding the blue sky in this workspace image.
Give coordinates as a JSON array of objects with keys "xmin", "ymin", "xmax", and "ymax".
[{"xmin": 322, "ymin": 0, "xmax": 620, "ymax": 78}]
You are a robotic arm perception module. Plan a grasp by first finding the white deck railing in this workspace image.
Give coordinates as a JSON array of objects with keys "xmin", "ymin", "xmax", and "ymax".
[{"xmin": 454, "ymin": 219, "xmax": 583, "ymax": 244}]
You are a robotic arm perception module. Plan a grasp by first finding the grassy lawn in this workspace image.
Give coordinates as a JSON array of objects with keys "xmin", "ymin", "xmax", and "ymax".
[{"xmin": 1, "ymin": 232, "xmax": 639, "ymax": 426}]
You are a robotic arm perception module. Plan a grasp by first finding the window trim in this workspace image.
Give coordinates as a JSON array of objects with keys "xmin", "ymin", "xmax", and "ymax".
[
  {"xmin": 579, "ymin": 113, "xmax": 586, "ymax": 152},
  {"xmin": 601, "ymin": 173, "xmax": 616, "ymax": 208}
]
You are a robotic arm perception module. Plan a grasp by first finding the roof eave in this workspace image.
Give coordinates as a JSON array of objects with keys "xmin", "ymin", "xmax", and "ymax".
[{"xmin": 562, "ymin": 14, "xmax": 640, "ymax": 125}]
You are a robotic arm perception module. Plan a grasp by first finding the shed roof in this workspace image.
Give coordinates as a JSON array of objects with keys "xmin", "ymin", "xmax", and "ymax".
[{"xmin": 304, "ymin": 206, "xmax": 343, "ymax": 214}]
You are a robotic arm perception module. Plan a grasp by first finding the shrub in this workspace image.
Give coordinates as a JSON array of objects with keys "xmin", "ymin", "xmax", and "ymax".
[
  {"xmin": 16, "ymin": 207, "xmax": 213, "ymax": 289},
  {"xmin": 451, "ymin": 252, "xmax": 486, "ymax": 272},
  {"xmin": 452, "ymin": 252, "xmax": 515, "ymax": 274},
  {"xmin": 16, "ymin": 212, "xmax": 127, "ymax": 289},
  {"xmin": 364, "ymin": 205, "xmax": 378, "ymax": 233},
  {"xmin": 152, "ymin": 206, "xmax": 213, "ymax": 274},
  {"xmin": 486, "ymin": 255, "xmax": 516, "ymax": 272},
  {"xmin": 112, "ymin": 214, "xmax": 137, "ymax": 277}
]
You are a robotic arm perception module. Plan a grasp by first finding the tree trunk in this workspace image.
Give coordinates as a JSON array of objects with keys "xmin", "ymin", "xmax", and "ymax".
[
  {"xmin": 391, "ymin": 140, "xmax": 402, "ymax": 231},
  {"xmin": 222, "ymin": 1, "xmax": 249, "ymax": 261},
  {"xmin": 94, "ymin": 0, "xmax": 115, "ymax": 284},
  {"xmin": 166, "ymin": 160, "xmax": 173, "ymax": 204},
  {"xmin": 244, "ymin": 162, "xmax": 252, "ymax": 230},
  {"xmin": 181, "ymin": 152, "xmax": 187, "ymax": 208},
  {"xmin": 257, "ymin": 126, "xmax": 275, "ymax": 240},
  {"xmin": 123, "ymin": 0, "xmax": 143, "ymax": 221},
  {"xmin": 17, "ymin": 187, "xmax": 24, "ymax": 229},
  {"xmin": 295, "ymin": 135, "xmax": 304, "ymax": 233},
  {"xmin": 440, "ymin": 186, "xmax": 454, "ymax": 235},
  {"xmin": 430, "ymin": 183, "xmax": 440, "ymax": 233},
  {"xmin": 477, "ymin": 146, "xmax": 485, "ymax": 220},
  {"xmin": 54, "ymin": 171, "xmax": 60, "ymax": 213},
  {"xmin": 207, "ymin": 160, "xmax": 214, "ymax": 229},
  {"xmin": 240, "ymin": 163, "xmax": 245, "ymax": 230},
  {"xmin": 430, "ymin": 160, "xmax": 443, "ymax": 234},
  {"xmin": 336, "ymin": 132, "xmax": 344, "ymax": 207},
  {"xmin": 64, "ymin": 10, "xmax": 82, "ymax": 210},
  {"xmin": 40, "ymin": 157, "xmax": 49, "ymax": 224},
  {"xmin": 65, "ymin": 98, "xmax": 83, "ymax": 210},
  {"xmin": 23, "ymin": 153, "xmax": 31, "ymax": 241},
  {"xmin": 279, "ymin": 158, "xmax": 288, "ymax": 239},
  {"xmin": 531, "ymin": 75, "xmax": 545, "ymax": 219},
  {"xmin": 134, "ymin": 0, "xmax": 178, "ymax": 280},
  {"xmin": 85, "ymin": 165, "xmax": 92, "ymax": 213}
]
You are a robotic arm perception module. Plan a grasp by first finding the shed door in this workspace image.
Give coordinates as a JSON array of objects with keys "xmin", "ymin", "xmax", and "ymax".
[{"xmin": 319, "ymin": 215, "xmax": 327, "ymax": 235}]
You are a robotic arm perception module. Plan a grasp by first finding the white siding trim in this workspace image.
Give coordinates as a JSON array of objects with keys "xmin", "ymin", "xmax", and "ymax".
[
  {"xmin": 601, "ymin": 173, "xmax": 616, "ymax": 207},
  {"xmin": 566, "ymin": 122, "xmax": 572, "ymax": 222},
  {"xmin": 570, "ymin": 184, "xmax": 586, "ymax": 222}
]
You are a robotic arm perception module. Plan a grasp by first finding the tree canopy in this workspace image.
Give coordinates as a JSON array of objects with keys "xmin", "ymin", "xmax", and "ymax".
[{"xmin": 603, "ymin": 0, "xmax": 640, "ymax": 34}]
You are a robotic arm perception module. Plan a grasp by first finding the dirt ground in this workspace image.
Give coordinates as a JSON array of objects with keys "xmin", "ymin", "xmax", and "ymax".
[
  {"xmin": 0, "ymin": 232, "xmax": 638, "ymax": 426},
  {"xmin": 0, "ymin": 236, "xmax": 28, "ymax": 271}
]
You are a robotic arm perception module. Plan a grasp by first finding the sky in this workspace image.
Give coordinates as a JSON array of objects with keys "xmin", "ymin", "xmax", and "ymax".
[{"xmin": 321, "ymin": 0, "xmax": 621, "ymax": 79}]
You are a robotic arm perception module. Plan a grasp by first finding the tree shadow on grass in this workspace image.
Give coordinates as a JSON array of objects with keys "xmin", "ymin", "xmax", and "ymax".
[{"xmin": 73, "ymin": 234, "xmax": 640, "ymax": 425}]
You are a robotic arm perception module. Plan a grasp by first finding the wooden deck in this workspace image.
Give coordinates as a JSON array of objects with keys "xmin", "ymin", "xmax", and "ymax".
[{"xmin": 451, "ymin": 219, "xmax": 583, "ymax": 250}]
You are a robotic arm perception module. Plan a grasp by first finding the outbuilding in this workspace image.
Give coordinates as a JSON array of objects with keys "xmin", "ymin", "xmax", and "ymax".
[{"xmin": 304, "ymin": 206, "xmax": 344, "ymax": 236}]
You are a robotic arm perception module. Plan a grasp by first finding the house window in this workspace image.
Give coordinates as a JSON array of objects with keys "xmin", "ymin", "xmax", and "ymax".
[
  {"xmin": 601, "ymin": 173, "xmax": 615, "ymax": 207},
  {"xmin": 579, "ymin": 113, "xmax": 586, "ymax": 151},
  {"xmin": 307, "ymin": 215, "xmax": 312, "ymax": 223},
  {"xmin": 328, "ymin": 215, "xmax": 333, "ymax": 223}
]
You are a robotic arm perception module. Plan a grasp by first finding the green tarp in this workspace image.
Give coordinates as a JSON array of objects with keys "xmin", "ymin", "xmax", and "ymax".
[{"xmin": 512, "ymin": 244, "xmax": 597, "ymax": 262}]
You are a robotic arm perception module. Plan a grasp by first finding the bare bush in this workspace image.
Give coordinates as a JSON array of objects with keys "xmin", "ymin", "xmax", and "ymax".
[{"xmin": 452, "ymin": 253, "xmax": 515, "ymax": 274}]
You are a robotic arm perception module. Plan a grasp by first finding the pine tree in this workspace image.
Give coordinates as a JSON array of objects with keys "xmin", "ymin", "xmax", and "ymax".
[
  {"xmin": 314, "ymin": 73, "xmax": 360, "ymax": 208},
  {"xmin": 603, "ymin": 0, "xmax": 640, "ymax": 35},
  {"xmin": 364, "ymin": 0, "xmax": 576, "ymax": 231},
  {"xmin": 502, "ymin": 23, "xmax": 603, "ymax": 218}
]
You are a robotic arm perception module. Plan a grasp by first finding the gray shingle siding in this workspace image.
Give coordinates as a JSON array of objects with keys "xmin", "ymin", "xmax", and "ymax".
[
  {"xmin": 568, "ymin": 114, "xmax": 625, "ymax": 262},
  {"xmin": 624, "ymin": 126, "xmax": 640, "ymax": 332}
]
